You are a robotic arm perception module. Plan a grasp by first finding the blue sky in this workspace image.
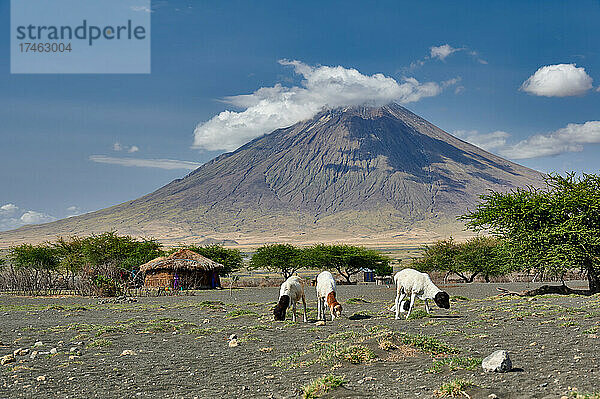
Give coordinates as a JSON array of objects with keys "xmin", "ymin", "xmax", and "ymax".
[{"xmin": 1, "ymin": 0, "xmax": 599, "ymax": 230}]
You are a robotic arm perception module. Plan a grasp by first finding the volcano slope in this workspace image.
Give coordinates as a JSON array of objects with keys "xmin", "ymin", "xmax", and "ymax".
[{"xmin": 0, "ymin": 104, "xmax": 544, "ymax": 246}]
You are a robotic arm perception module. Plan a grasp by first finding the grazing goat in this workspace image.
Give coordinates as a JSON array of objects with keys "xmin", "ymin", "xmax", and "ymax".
[
  {"xmin": 273, "ymin": 276, "xmax": 308, "ymax": 322},
  {"xmin": 392, "ymin": 268, "xmax": 450, "ymax": 319},
  {"xmin": 316, "ymin": 271, "xmax": 343, "ymax": 322}
]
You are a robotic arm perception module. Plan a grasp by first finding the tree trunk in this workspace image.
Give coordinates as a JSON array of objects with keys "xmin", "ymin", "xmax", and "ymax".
[
  {"xmin": 498, "ymin": 282, "xmax": 592, "ymax": 297},
  {"xmin": 587, "ymin": 266, "xmax": 600, "ymax": 294}
]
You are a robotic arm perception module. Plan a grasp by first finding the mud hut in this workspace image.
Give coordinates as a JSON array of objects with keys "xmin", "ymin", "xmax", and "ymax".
[{"xmin": 140, "ymin": 249, "xmax": 223, "ymax": 289}]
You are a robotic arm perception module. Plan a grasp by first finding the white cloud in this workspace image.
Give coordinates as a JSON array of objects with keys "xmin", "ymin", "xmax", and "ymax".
[
  {"xmin": 66, "ymin": 206, "xmax": 84, "ymax": 218},
  {"xmin": 0, "ymin": 203, "xmax": 19, "ymax": 214},
  {"xmin": 455, "ymin": 121, "xmax": 600, "ymax": 160},
  {"xmin": 520, "ymin": 64, "xmax": 593, "ymax": 97},
  {"xmin": 89, "ymin": 155, "xmax": 202, "ymax": 170},
  {"xmin": 500, "ymin": 121, "xmax": 600, "ymax": 159},
  {"xmin": 193, "ymin": 60, "xmax": 454, "ymax": 151},
  {"xmin": 20, "ymin": 211, "xmax": 56, "ymax": 225},
  {"xmin": 410, "ymin": 44, "xmax": 486, "ymax": 69},
  {"xmin": 454, "ymin": 130, "xmax": 510, "ymax": 152},
  {"xmin": 0, "ymin": 204, "xmax": 57, "ymax": 231},
  {"xmin": 113, "ymin": 142, "xmax": 139, "ymax": 153},
  {"xmin": 430, "ymin": 44, "xmax": 460, "ymax": 61}
]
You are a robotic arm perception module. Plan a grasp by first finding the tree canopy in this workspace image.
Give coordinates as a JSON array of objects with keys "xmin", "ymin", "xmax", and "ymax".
[
  {"xmin": 461, "ymin": 173, "xmax": 600, "ymax": 293},
  {"xmin": 249, "ymin": 244, "xmax": 303, "ymax": 279},
  {"xmin": 303, "ymin": 244, "xmax": 391, "ymax": 283},
  {"xmin": 411, "ymin": 236, "xmax": 507, "ymax": 283}
]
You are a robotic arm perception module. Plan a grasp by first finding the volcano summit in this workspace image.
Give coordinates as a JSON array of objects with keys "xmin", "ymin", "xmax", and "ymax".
[{"xmin": 0, "ymin": 104, "xmax": 544, "ymax": 246}]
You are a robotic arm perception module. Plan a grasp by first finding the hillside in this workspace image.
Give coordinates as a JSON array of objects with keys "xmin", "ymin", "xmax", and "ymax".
[{"xmin": 0, "ymin": 104, "xmax": 545, "ymax": 247}]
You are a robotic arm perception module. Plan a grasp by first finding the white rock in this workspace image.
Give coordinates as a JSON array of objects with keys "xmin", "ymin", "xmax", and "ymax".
[
  {"xmin": 482, "ymin": 350, "xmax": 512, "ymax": 373},
  {"xmin": 49, "ymin": 348, "xmax": 58, "ymax": 355},
  {"xmin": 13, "ymin": 348, "xmax": 28, "ymax": 356},
  {"xmin": 33, "ymin": 341, "xmax": 43, "ymax": 347},
  {"xmin": 1, "ymin": 354, "xmax": 15, "ymax": 365},
  {"xmin": 29, "ymin": 351, "xmax": 38, "ymax": 360},
  {"xmin": 36, "ymin": 375, "xmax": 46, "ymax": 382},
  {"xmin": 228, "ymin": 334, "xmax": 237, "ymax": 341},
  {"xmin": 228, "ymin": 339, "xmax": 238, "ymax": 347},
  {"xmin": 315, "ymin": 321, "xmax": 326, "ymax": 326},
  {"xmin": 120, "ymin": 350, "xmax": 135, "ymax": 356}
]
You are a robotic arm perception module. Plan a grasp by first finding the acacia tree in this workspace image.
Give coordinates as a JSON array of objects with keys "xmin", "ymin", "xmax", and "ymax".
[
  {"xmin": 413, "ymin": 237, "xmax": 508, "ymax": 283},
  {"xmin": 304, "ymin": 244, "xmax": 391, "ymax": 284},
  {"xmin": 9, "ymin": 243, "xmax": 60, "ymax": 293},
  {"xmin": 461, "ymin": 173, "xmax": 600, "ymax": 295},
  {"xmin": 249, "ymin": 244, "xmax": 302, "ymax": 279}
]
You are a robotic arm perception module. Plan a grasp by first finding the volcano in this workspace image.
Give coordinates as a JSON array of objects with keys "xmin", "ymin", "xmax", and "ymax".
[{"xmin": 0, "ymin": 104, "xmax": 545, "ymax": 246}]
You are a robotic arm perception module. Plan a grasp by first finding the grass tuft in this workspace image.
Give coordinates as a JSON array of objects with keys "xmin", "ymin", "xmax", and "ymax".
[
  {"xmin": 340, "ymin": 345, "xmax": 377, "ymax": 364},
  {"xmin": 302, "ymin": 374, "xmax": 346, "ymax": 399},
  {"xmin": 435, "ymin": 379, "xmax": 476, "ymax": 397},
  {"xmin": 345, "ymin": 297, "xmax": 370, "ymax": 304},
  {"xmin": 224, "ymin": 309, "xmax": 258, "ymax": 319}
]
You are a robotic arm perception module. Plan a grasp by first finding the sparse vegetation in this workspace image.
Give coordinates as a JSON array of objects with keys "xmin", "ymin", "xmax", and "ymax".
[
  {"xmin": 302, "ymin": 374, "xmax": 346, "ymax": 399},
  {"xmin": 435, "ymin": 379, "xmax": 476, "ymax": 397},
  {"xmin": 462, "ymin": 173, "xmax": 600, "ymax": 294},
  {"xmin": 340, "ymin": 345, "xmax": 376, "ymax": 364},
  {"xmin": 411, "ymin": 236, "xmax": 508, "ymax": 283}
]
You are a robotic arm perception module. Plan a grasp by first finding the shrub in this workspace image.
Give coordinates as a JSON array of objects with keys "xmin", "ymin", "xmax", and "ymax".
[
  {"xmin": 411, "ymin": 236, "xmax": 508, "ymax": 282},
  {"xmin": 302, "ymin": 374, "xmax": 346, "ymax": 399}
]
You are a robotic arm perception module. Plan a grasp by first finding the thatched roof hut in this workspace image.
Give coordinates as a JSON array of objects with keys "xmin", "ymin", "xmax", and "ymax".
[{"xmin": 140, "ymin": 249, "xmax": 223, "ymax": 289}]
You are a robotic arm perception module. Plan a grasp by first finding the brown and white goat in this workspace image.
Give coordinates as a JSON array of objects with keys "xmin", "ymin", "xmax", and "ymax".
[{"xmin": 316, "ymin": 271, "xmax": 343, "ymax": 322}]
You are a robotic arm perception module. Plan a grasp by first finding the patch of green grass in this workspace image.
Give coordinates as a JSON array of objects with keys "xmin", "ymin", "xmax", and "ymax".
[
  {"xmin": 436, "ymin": 379, "xmax": 476, "ymax": 397},
  {"xmin": 428, "ymin": 357, "xmax": 482, "ymax": 373},
  {"xmin": 87, "ymin": 338, "xmax": 112, "ymax": 348},
  {"xmin": 560, "ymin": 321, "xmax": 579, "ymax": 327},
  {"xmin": 340, "ymin": 345, "xmax": 376, "ymax": 364},
  {"xmin": 225, "ymin": 309, "xmax": 259, "ymax": 319},
  {"xmin": 570, "ymin": 389, "xmax": 600, "ymax": 399},
  {"xmin": 407, "ymin": 309, "xmax": 429, "ymax": 319},
  {"xmin": 345, "ymin": 297, "xmax": 370, "ymax": 304},
  {"xmin": 302, "ymin": 374, "xmax": 346, "ymax": 399},
  {"xmin": 325, "ymin": 331, "xmax": 360, "ymax": 341},
  {"xmin": 192, "ymin": 300, "xmax": 225, "ymax": 309},
  {"xmin": 397, "ymin": 333, "xmax": 459, "ymax": 355},
  {"xmin": 583, "ymin": 326, "xmax": 599, "ymax": 334}
]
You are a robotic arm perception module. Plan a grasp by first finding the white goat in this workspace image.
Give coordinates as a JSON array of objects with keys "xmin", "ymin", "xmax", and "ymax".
[
  {"xmin": 316, "ymin": 271, "xmax": 343, "ymax": 322},
  {"xmin": 273, "ymin": 276, "xmax": 308, "ymax": 322},
  {"xmin": 392, "ymin": 268, "xmax": 450, "ymax": 319}
]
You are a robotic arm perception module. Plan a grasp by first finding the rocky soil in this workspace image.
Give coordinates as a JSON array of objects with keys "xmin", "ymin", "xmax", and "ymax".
[{"xmin": 1, "ymin": 282, "xmax": 599, "ymax": 398}]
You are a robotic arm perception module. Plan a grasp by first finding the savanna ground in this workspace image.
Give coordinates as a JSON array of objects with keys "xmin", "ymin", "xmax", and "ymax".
[{"xmin": 1, "ymin": 282, "xmax": 599, "ymax": 399}]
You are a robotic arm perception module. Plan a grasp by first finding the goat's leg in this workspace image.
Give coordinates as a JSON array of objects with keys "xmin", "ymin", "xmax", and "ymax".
[
  {"xmin": 405, "ymin": 292, "xmax": 417, "ymax": 320},
  {"xmin": 292, "ymin": 302, "xmax": 297, "ymax": 322},
  {"xmin": 302, "ymin": 295, "xmax": 308, "ymax": 323},
  {"xmin": 424, "ymin": 299, "xmax": 431, "ymax": 314},
  {"xmin": 395, "ymin": 290, "xmax": 406, "ymax": 320},
  {"xmin": 317, "ymin": 297, "xmax": 321, "ymax": 321}
]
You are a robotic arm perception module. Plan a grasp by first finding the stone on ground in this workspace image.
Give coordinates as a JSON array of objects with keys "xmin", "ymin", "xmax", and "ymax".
[{"xmin": 482, "ymin": 350, "xmax": 512, "ymax": 372}]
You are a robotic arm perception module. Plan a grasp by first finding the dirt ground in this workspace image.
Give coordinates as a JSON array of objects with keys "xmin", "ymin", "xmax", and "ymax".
[{"xmin": 1, "ymin": 282, "xmax": 599, "ymax": 399}]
